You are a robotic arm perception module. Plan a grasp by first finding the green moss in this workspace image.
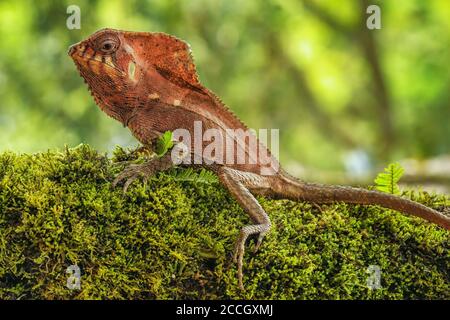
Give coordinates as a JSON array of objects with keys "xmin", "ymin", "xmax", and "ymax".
[{"xmin": 0, "ymin": 144, "xmax": 448, "ymax": 299}]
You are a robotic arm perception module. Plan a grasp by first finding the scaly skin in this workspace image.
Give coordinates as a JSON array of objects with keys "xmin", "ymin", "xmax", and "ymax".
[{"xmin": 69, "ymin": 28, "xmax": 450, "ymax": 290}]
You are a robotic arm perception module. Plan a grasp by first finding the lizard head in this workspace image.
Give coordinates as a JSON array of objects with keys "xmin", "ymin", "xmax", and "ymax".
[
  {"xmin": 69, "ymin": 28, "xmax": 202, "ymax": 117},
  {"xmin": 68, "ymin": 28, "xmax": 142, "ymax": 114}
]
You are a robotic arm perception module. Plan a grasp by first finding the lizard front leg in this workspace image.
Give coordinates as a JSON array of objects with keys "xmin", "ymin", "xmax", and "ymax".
[
  {"xmin": 217, "ymin": 167, "xmax": 272, "ymax": 290},
  {"xmin": 112, "ymin": 141, "xmax": 188, "ymax": 193}
]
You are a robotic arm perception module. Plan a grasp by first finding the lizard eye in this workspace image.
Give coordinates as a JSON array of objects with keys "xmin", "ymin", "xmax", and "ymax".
[{"xmin": 98, "ymin": 39, "xmax": 118, "ymax": 54}]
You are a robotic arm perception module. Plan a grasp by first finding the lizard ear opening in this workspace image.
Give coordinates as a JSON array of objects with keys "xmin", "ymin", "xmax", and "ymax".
[
  {"xmin": 124, "ymin": 32, "xmax": 201, "ymax": 88},
  {"xmin": 128, "ymin": 61, "xmax": 136, "ymax": 81}
]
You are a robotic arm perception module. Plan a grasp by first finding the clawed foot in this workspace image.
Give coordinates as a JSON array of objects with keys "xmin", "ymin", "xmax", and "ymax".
[
  {"xmin": 112, "ymin": 163, "xmax": 155, "ymax": 193},
  {"xmin": 231, "ymin": 222, "xmax": 271, "ymax": 291},
  {"xmin": 232, "ymin": 229, "xmax": 267, "ymax": 291}
]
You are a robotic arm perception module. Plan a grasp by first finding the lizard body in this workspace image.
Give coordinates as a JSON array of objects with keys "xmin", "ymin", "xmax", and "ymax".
[{"xmin": 69, "ymin": 28, "xmax": 450, "ymax": 290}]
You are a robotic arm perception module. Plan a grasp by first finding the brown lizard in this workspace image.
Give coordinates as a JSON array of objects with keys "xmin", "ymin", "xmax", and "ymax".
[{"xmin": 69, "ymin": 28, "xmax": 450, "ymax": 290}]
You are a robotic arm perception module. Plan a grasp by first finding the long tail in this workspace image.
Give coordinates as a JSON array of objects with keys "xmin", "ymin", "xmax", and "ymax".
[{"xmin": 273, "ymin": 175, "xmax": 450, "ymax": 230}]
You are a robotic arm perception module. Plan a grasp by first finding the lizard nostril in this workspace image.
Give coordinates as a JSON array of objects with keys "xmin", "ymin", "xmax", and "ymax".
[{"xmin": 68, "ymin": 45, "xmax": 77, "ymax": 56}]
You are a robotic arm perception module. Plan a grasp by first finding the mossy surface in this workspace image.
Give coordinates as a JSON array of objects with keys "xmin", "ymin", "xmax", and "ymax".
[{"xmin": 0, "ymin": 145, "xmax": 448, "ymax": 299}]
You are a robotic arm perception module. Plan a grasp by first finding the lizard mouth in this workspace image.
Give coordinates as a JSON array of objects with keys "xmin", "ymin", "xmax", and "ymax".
[
  {"xmin": 68, "ymin": 43, "xmax": 124, "ymax": 75},
  {"xmin": 68, "ymin": 44, "xmax": 78, "ymax": 56}
]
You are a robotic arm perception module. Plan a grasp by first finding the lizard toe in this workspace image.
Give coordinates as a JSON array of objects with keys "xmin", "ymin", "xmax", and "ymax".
[
  {"xmin": 253, "ymin": 232, "xmax": 267, "ymax": 253},
  {"xmin": 112, "ymin": 164, "xmax": 139, "ymax": 188},
  {"xmin": 123, "ymin": 174, "xmax": 139, "ymax": 193}
]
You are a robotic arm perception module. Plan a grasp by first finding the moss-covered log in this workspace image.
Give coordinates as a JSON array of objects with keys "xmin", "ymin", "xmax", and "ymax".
[{"xmin": 0, "ymin": 145, "xmax": 448, "ymax": 299}]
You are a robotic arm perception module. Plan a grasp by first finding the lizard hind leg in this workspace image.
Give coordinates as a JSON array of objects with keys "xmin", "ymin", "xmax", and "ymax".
[{"xmin": 217, "ymin": 167, "xmax": 272, "ymax": 290}]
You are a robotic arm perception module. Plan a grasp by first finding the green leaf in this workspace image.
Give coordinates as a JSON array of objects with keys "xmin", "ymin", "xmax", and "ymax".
[
  {"xmin": 155, "ymin": 131, "xmax": 174, "ymax": 157},
  {"xmin": 374, "ymin": 162, "xmax": 405, "ymax": 195}
]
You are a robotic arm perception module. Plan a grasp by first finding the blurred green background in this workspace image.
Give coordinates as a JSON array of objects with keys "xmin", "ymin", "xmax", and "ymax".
[{"xmin": 0, "ymin": 0, "xmax": 449, "ymax": 188}]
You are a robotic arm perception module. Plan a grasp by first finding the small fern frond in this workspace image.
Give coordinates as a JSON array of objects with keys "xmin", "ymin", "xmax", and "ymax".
[
  {"xmin": 166, "ymin": 168, "xmax": 218, "ymax": 184},
  {"xmin": 374, "ymin": 162, "xmax": 405, "ymax": 195}
]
